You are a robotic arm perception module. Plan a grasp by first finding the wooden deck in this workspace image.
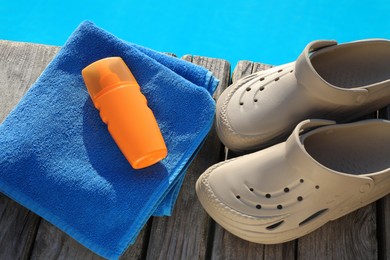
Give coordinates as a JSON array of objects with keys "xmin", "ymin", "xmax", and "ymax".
[{"xmin": 0, "ymin": 40, "xmax": 389, "ymax": 260}]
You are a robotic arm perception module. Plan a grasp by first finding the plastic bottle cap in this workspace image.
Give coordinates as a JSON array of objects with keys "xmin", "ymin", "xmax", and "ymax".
[{"xmin": 82, "ymin": 57, "xmax": 138, "ymax": 99}]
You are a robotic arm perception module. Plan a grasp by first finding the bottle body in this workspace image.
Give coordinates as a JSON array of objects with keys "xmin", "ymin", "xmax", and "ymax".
[{"xmin": 94, "ymin": 84, "xmax": 167, "ymax": 169}]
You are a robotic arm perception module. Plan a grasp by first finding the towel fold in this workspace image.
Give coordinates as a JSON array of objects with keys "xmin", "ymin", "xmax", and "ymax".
[{"xmin": 0, "ymin": 21, "xmax": 218, "ymax": 259}]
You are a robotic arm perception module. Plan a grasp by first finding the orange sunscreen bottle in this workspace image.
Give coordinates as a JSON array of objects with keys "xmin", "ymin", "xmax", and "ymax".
[{"xmin": 82, "ymin": 57, "xmax": 167, "ymax": 169}]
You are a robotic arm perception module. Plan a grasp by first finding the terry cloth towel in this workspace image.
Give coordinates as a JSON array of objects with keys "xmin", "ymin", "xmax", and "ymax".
[{"xmin": 0, "ymin": 21, "xmax": 218, "ymax": 259}]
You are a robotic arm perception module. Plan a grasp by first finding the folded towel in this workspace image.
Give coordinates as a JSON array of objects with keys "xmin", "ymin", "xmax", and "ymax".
[{"xmin": 0, "ymin": 21, "xmax": 218, "ymax": 259}]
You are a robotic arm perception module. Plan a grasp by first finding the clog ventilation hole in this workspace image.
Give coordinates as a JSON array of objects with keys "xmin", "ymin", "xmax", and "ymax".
[
  {"xmin": 233, "ymin": 178, "xmax": 325, "ymax": 229},
  {"xmin": 239, "ymin": 69, "xmax": 294, "ymax": 106}
]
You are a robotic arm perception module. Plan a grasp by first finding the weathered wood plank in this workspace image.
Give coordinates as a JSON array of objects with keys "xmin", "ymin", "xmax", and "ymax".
[
  {"xmin": 212, "ymin": 226, "xmax": 296, "ymax": 260},
  {"xmin": 144, "ymin": 55, "xmax": 230, "ymax": 260},
  {"xmin": 0, "ymin": 40, "xmax": 60, "ymax": 260},
  {"xmin": 382, "ymin": 195, "xmax": 390, "ymax": 260},
  {"xmin": 297, "ymin": 204, "xmax": 377, "ymax": 260},
  {"xmin": 231, "ymin": 60, "xmax": 254, "ymax": 81},
  {"xmin": 231, "ymin": 60, "xmax": 272, "ymax": 82},
  {"xmin": 183, "ymin": 55, "xmax": 231, "ymax": 100},
  {"xmin": 0, "ymin": 40, "xmax": 60, "ymax": 121},
  {"xmin": 30, "ymin": 219, "xmax": 149, "ymax": 260},
  {"xmin": 0, "ymin": 194, "xmax": 40, "ymax": 259},
  {"xmin": 378, "ymin": 106, "xmax": 390, "ymax": 260},
  {"xmin": 31, "ymin": 220, "xmax": 105, "ymax": 260},
  {"xmin": 210, "ymin": 60, "xmax": 295, "ymax": 260}
]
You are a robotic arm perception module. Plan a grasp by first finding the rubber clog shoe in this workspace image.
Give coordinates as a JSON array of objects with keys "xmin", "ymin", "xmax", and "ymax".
[
  {"xmin": 196, "ymin": 119, "xmax": 390, "ymax": 244},
  {"xmin": 216, "ymin": 39, "xmax": 390, "ymax": 152}
]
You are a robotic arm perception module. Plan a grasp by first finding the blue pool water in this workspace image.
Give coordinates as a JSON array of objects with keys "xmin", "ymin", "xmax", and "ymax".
[{"xmin": 1, "ymin": 0, "xmax": 390, "ymax": 67}]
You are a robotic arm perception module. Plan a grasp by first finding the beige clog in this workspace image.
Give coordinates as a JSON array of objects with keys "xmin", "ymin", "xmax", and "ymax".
[
  {"xmin": 216, "ymin": 40, "xmax": 390, "ymax": 151},
  {"xmin": 196, "ymin": 119, "xmax": 390, "ymax": 244}
]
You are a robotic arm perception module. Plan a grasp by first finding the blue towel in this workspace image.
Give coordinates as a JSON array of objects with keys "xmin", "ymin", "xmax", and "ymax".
[{"xmin": 0, "ymin": 21, "xmax": 218, "ymax": 259}]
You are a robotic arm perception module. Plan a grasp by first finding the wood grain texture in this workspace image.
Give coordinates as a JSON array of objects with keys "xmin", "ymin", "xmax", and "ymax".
[
  {"xmin": 231, "ymin": 60, "xmax": 272, "ymax": 82},
  {"xmin": 183, "ymin": 55, "xmax": 231, "ymax": 100},
  {"xmin": 211, "ymin": 60, "xmax": 295, "ymax": 260},
  {"xmin": 31, "ymin": 220, "xmax": 105, "ymax": 260},
  {"xmin": 381, "ymin": 195, "xmax": 390, "ymax": 260},
  {"xmin": 378, "ymin": 105, "xmax": 390, "ymax": 260},
  {"xmin": 145, "ymin": 56, "xmax": 230, "ymax": 260},
  {"xmin": 297, "ymin": 204, "xmax": 377, "ymax": 260},
  {"xmin": 212, "ymin": 224, "xmax": 295, "ymax": 260},
  {"xmin": 30, "ymin": 219, "xmax": 149, "ymax": 260},
  {"xmin": 0, "ymin": 40, "xmax": 60, "ymax": 121},
  {"xmin": 0, "ymin": 194, "xmax": 41, "ymax": 260}
]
